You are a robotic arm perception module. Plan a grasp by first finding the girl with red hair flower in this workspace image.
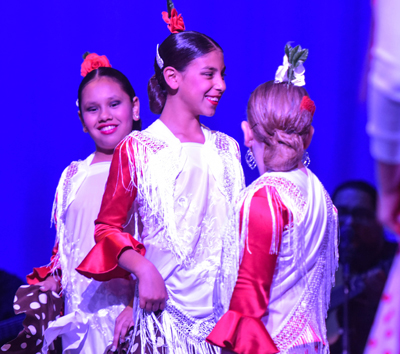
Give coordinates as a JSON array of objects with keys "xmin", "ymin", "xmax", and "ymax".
[
  {"xmin": 76, "ymin": 3, "xmax": 244, "ymax": 354},
  {"xmin": 2, "ymin": 53, "xmax": 142, "ymax": 354},
  {"xmin": 207, "ymin": 45, "xmax": 339, "ymax": 354}
]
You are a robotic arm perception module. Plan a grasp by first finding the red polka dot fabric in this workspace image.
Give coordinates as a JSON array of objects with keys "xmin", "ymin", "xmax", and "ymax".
[{"xmin": 1, "ymin": 285, "xmax": 63, "ymax": 353}]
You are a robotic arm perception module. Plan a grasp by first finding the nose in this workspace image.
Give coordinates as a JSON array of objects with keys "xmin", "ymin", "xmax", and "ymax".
[
  {"xmin": 99, "ymin": 106, "xmax": 112, "ymax": 122},
  {"xmin": 214, "ymin": 74, "xmax": 226, "ymax": 93}
]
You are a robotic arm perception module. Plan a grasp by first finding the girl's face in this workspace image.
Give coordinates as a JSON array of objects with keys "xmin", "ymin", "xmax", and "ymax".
[
  {"xmin": 175, "ymin": 49, "xmax": 226, "ymax": 117},
  {"xmin": 79, "ymin": 76, "xmax": 139, "ymax": 154}
]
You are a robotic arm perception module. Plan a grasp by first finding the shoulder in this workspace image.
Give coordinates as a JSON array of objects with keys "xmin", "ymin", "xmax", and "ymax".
[
  {"xmin": 58, "ymin": 158, "xmax": 86, "ymax": 182},
  {"xmin": 116, "ymin": 131, "xmax": 168, "ymax": 155},
  {"xmin": 210, "ymin": 130, "xmax": 241, "ymax": 158}
]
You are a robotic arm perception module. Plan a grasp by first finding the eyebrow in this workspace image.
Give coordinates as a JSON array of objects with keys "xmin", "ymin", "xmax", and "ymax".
[
  {"xmin": 83, "ymin": 96, "xmax": 121, "ymax": 106},
  {"xmin": 201, "ymin": 66, "xmax": 226, "ymax": 72}
]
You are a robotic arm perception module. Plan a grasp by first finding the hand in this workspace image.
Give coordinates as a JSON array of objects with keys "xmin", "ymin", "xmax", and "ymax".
[
  {"xmin": 136, "ymin": 262, "xmax": 168, "ymax": 312},
  {"xmin": 36, "ymin": 275, "xmax": 60, "ymax": 292},
  {"xmin": 111, "ymin": 301, "xmax": 134, "ymax": 352},
  {"xmin": 118, "ymin": 250, "xmax": 168, "ymax": 313}
]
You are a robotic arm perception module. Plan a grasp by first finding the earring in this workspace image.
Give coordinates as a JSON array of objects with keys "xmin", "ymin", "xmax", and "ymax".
[
  {"xmin": 134, "ymin": 114, "xmax": 140, "ymax": 120},
  {"xmin": 302, "ymin": 151, "xmax": 310, "ymax": 168},
  {"xmin": 245, "ymin": 148, "xmax": 257, "ymax": 170}
]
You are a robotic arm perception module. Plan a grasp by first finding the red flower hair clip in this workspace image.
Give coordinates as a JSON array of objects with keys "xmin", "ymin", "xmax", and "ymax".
[
  {"xmin": 300, "ymin": 96, "xmax": 316, "ymax": 115},
  {"xmin": 80, "ymin": 52, "xmax": 112, "ymax": 77},
  {"xmin": 162, "ymin": 0, "xmax": 185, "ymax": 33}
]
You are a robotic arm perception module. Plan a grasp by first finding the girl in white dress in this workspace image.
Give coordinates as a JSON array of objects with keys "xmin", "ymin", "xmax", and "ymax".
[
  {"xmin": 26, "ymin": 53, "xmax": 141, "ymax": 353},
  {"xmin": 76, "ymin": 6, "xmax": 244, "ymax": 354}
]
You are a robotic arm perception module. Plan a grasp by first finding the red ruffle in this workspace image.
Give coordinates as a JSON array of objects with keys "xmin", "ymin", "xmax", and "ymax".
[
  {"xmin": 26, "ymin": 244, "xmax": 60, "ymax": 284},
  {"xmin": 206, "ymin": 310, "xmax": 278, "ymax": 354},
  {"xmin": 76, "ymin": 226, "xmax": 145, "ymax": 281},
  {"xmin": 27, "ymin": 265, "xmax": 54, "ymax": 284}
]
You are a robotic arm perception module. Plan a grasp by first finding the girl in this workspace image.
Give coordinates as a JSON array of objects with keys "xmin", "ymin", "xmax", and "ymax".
[
  {"xmin": 11, "ymin": 53, "xmax": 142, "ymax": 354},
  {"xmin": 207, "ymin": 45, "xmax": 339, "ymax": 354},
  {"xmin": 76, "ymin": 6, "xmax": 244, "ymax": 354}
]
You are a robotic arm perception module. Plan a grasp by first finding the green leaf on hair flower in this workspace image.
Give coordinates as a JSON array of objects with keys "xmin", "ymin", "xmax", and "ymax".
[
  {"xmin": 82, "ymin": 52, "xmax": 91, "ymax": 60},
  {"xmin": 167, "ymin": 0, "xmax": 175, "ymax": 17},
  {"xmin": 284, "ymin": 43, "xmax": 291, "ymax": 58}
]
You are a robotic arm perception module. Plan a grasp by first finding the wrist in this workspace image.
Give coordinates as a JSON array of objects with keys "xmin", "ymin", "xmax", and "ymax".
[{"xmin": 134, "ymin": 259, "xmax": 155, "ymax": 280}]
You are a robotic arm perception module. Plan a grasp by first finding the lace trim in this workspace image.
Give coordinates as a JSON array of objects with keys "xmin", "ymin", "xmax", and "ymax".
[
  {"xmin": 50, "ymin": 161, "xmax": 80, "ymax": 289},
  {"xmin": 121, "ymin": 130, "xmax": 243, "ymax": 267},
  {"xmin": 273, "ymin": 187, "xmax": 338, "ymax": 354},
  {"xmin": 215, "ymin": 132, "xmax": 240, "ymax": 204},
  {"xmin": 130, "ymin": 130, "xmax": 168, "ymax": 154}
]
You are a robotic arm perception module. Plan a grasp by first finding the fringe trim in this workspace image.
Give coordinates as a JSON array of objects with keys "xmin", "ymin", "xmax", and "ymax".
[
  {"xmin": 215, "ymin": 172, "xmax": 338, "ymax": 354},
  {"xmin": 117, "ymin": 130, "xmax": 244, "ymax": 268},
  {"xmin": 50, "ymin": 161, "xmax": 80, "ymax": 294},
  {"xmin": 130, "ymin": 295, "xmax": 219, "ymax": 354}
]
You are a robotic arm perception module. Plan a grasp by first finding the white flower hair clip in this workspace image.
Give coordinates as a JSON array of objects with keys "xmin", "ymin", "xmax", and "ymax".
[
  {"xmin": 156, "ymin": 44, "xmax": 164, "ymax": 69},
  {"xmin": 275, "ymin": 43, "xmax": 308, "ymax": 87}
]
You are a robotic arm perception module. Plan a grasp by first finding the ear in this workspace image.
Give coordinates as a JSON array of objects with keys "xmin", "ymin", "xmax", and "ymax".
[
  {"xmin": 304, "ymin": 126, "xmax": 314, "ymax": 149},
  {"xmin": 78, "ymin": 111, "xmax": 88, "ymax": 133},
  {"xmin": 241, "ymin": 121, "xmax": 254, "ymax": 148},
  {"xmin": 163, "ymin": 66, "xmax": 180, "ymax": 90},
  {"xmin": 132, "ymin": 96, "xmax": 140, "ymax": 121}
]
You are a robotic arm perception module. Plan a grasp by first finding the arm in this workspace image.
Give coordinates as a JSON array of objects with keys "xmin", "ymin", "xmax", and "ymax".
[
  {"xmin": 76, "ymin": 138, "xmax": 167, "ymax": 311},
  {"xmin": 76, "ymin": 138, "xmax": 145, "ymax": 280},
  {"xmin": 207, "ymin": 187, "xmax": 288, "ymax": 354},
  {"xmin": 376, "ymin": 161, "xmax": 400, "ymax": 233}
]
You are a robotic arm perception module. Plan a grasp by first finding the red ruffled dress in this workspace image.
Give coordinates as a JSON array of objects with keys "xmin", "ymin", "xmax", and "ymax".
[
  {"xmin": 207, "ymin": 187, "xmax": 286, "ymax": 354},
  {"xmin": 207, "ymin": 170, "xmax": 338, "ymax": 354}
]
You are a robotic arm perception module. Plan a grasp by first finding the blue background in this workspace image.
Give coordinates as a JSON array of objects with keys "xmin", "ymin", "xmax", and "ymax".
[{"xmin": 0, "ymin": 0, "xmax": 372, "ymax": 280}]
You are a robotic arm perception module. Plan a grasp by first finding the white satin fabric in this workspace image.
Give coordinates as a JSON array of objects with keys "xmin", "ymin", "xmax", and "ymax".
[
  {"xmin": 216, "ymin": 167, "xmax": 338, "ymax": 354},
  {"xmin": 139, "ymin": 122, "xmax": 230, "ymax": 318},
  {"xmin": 261, "ymin": 169, "xmax": 333, "ymax": 343},
  {"xmin": 44, "ymin": 157, "xmax": 135, "ymax": 354}
]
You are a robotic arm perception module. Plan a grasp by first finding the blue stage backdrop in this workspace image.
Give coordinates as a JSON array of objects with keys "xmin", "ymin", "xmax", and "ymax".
[{"xmin": 0, "ymin": 0, "xmax": 372, "ymax": 280}]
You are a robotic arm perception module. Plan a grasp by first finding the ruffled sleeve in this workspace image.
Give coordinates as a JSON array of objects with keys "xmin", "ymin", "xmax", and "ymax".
[
  {"xmin": 207, "ymin": 186, "xmax": 288, "ymax": 354},
  {"xmin": 76, "ymin": 137, "xmax": 145, "ymax": 281},
  {"xmin": 26, "ymin": 242, "xmax": 60, "ymax": 284}
]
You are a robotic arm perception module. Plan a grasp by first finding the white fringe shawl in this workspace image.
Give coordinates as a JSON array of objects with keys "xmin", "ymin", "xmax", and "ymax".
[
  {"xmin": 214, "ymin": 172, "xmax": 338, "ymax": 354},
  {"xmin": 117, "ymin": 128, "xmax": 244, "ymax": 353}
]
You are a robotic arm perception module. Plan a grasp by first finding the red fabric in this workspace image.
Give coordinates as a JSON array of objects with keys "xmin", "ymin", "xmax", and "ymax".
[
  {"xmin": 76, "ymin": 139, "xmax": 145, "ymax": 281},
  {"xmin": 26, "ymin": 243, "xmax": 60, "ymax": 284},
  {"xmin": 207, "ymin": 187, "xmax": 288, "ymax": 354}
]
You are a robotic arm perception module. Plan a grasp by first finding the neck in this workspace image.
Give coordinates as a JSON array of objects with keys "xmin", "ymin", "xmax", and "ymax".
[
  {"xmin": 159, "ymin": 96, "xmax": 205, "ymax": 143},
  {"xmin": 260, "ymin": 161, "xmax": 308, "ymax": 176},
  {"xmin": 92, "ymin": 149, "xmax": 113, "ymax": 164}
]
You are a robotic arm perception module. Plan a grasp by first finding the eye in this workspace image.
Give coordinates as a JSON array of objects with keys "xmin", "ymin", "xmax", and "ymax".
[
  {"xmin": 110, "ymin": 100, "xmax": 121, "ymax": 107},
  {"xmin": 86, "ymin": 106, "xmax": 98, "ymax": 112},
  {"xmin": 202, "ymin": 72, "xmax": 213, "ymax": 78}
]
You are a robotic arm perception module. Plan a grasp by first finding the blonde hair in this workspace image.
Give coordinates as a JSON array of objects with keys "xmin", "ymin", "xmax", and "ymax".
[{"xmin": 247, "ymin": 81, "xmax": 314, "ymax": 172}]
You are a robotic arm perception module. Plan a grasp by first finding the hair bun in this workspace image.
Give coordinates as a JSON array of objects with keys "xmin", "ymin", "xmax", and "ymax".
[{"xmin": 148, "ymin": 74, "xmax": 167, "ymax": 114}]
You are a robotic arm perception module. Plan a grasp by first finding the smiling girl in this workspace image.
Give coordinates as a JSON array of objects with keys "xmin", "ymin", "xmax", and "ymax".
[
  {"xmin": 76, "ymin": 6, "xmax": 244, "ymax": 354},
  {"xmin": 22, "ymin": 53, "xmax": 142, "ymax": 353}
]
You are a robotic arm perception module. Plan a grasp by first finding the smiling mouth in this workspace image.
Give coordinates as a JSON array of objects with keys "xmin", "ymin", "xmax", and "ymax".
[
  {"xmin": 206, "ymin": 96, "xmax": 221, "ymax": 107},
  {"xmin": 99, "ymin": 125, "xmax": 118, "ymax": 134}
]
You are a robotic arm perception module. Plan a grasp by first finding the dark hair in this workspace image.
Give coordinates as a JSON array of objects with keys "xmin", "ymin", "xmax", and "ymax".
[
  {"xmin": 148, "ymin": 31, "xmax": 222, "ymax": 114},
  {"xmin": 78, "ymin": 67, "xmax": 141, "ymax": 131},
  {"xmin": 247, "ymin": 81, "xmax": 314, "ymax": 172},
  {"xmin": 332, "ymin": 180, "xmax": 378, "ymax": 211}
]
